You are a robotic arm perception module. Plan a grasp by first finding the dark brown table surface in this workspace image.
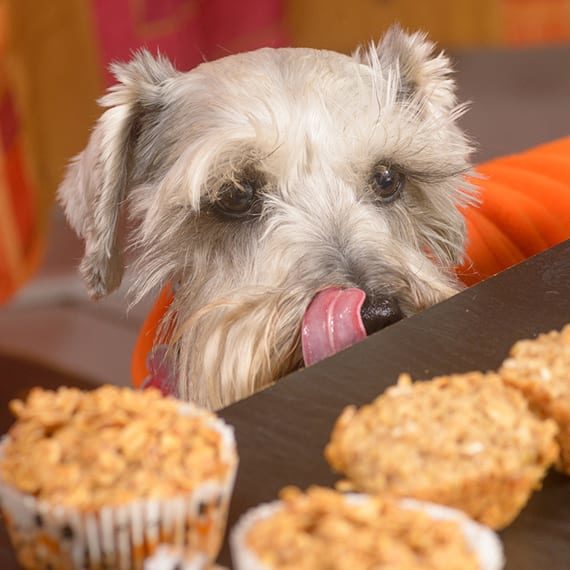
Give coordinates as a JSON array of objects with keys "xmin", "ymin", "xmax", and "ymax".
[
  {"xmin": 1, "ymin": 240, "xmax": 569, "ymax": 569},
  {"xmin": 218, "ymin": 239, "xmax": 570, "ymax": 570}
]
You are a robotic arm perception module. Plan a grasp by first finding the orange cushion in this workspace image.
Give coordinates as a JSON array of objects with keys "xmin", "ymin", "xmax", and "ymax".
[
  {"xmin": 132, "ymin": 137, "xmax": 570, "ymax": 387},
  {"xmin": 458, "ymin": 137, "xmax": 570, "ymax": 285},
  {"xmin": 131, "ymin": 285, "xmax": 173, "ymax": 387}
]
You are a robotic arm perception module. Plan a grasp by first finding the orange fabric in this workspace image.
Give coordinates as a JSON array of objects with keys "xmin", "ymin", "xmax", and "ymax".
[
  {"xmin": 132, "ymin": 137, "xmax": 570, "ymax": 387},
  {"xmin": 1, "ymin": 0, "xmax": 104, "ymax": 303},
  {"xmin": 458, "ymin": 137, "xmax": 570, "ymax": 284},
  {"xmin": 131, "ymin": 285, "xmax": 174, "ymax": 387}
]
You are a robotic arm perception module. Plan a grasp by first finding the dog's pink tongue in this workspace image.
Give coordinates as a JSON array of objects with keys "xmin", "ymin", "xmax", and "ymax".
[{"xmin": 302, "ymin": 287, "xmax": 367, "ymax": 367}]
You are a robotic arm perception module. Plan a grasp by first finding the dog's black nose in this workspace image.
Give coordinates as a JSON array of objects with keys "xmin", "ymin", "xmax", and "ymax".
[{"xmin": 360, "ymin": 295, "xmax": 404, "ymax": 335}]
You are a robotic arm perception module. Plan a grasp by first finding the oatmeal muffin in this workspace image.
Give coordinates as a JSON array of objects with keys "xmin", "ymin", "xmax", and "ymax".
[
  {"xmin": 325, "ymin": 372, "xmax": 559, "ymax": 529},
  {"xmin": 0, "ymin": 386, "xmax": 238, "ymax": 570},
  {"xmin": 231, "ymin": 486, "xmax": 504, "ymax": 570},
  {"xmin": 500, "ymin": 324, "xmax": 570, "ymax": 474}
]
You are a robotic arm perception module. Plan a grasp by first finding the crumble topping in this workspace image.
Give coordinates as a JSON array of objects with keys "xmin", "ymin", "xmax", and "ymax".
[
  {"xmin": 246, "ymin": 487, "xmax": 479, "ymax": 570},
  {"xmin": 500, "ymin": 325, "xmax": 570, "ymax": 399},
  {"xmin": 0, "ymin": 386, "xmax": 231, "ymax": 510},
  {"xmin": 500, "ymin": 324, "xmax": 570, "ymax": 473},
  {"xmin": 325, "ymin": 372, "xmax": 558, "ymax": 496}
]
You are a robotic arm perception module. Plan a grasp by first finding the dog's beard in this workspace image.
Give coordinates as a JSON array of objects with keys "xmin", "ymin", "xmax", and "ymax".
[
  {"xmin": 155, "ymin": 244, "xmax": 461, "ymax": 410},
  {"xmin": 166, "ymin": 285, "xmax": 309, "ymax": 408}
]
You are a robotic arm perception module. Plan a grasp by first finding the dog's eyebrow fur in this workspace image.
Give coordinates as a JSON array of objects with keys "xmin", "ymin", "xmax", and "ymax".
[
  {"xmin": 367, "ymin": 154, "xmax": 471, "ymax": 186},
  {"xmin": 202, "ymin": 164, "xmax": 267, "ymax": 210},
  {"xmin": 392, "ymin": 163, "xmax": 471, "ymax": 183},
  {"xmin": 155, "ymin": 137, "xmax": 265, "ymax": 210},
  {"xmin": 205, "ymin": 155, "xmax": 268, "ymax": 198}
]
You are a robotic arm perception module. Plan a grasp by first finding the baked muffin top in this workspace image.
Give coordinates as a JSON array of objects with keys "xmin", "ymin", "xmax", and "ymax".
[
  {"xmin": 500, "ymin": 324, "xmax": 570, "ymax": 400},
  {"xmin": 0, "ymin": 386, "xmax": 235, "ymax": 510},
  {"xmin": 246, "ymin": 486, "xmax": 479, "ymax": 570},
  {"xmin": 325, "ymin": 372, "xmax": 558, "ymax": 495}
]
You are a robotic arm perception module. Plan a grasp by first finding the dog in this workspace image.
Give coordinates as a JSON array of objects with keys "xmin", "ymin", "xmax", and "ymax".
[{"xmin": 59, "ymin": 25, "xmax": 475, "ymax": 409}]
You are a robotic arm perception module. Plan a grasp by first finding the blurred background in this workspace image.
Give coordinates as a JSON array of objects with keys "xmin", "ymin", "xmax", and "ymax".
[{"xmin": 0, "ymin": 0, "xmax": 569, "ymax": 387}]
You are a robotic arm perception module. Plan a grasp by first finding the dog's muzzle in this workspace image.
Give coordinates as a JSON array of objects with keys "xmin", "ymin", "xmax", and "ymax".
[{"xmin": 301, "ymin": 287, "xmax": 404, "ymax": 367}]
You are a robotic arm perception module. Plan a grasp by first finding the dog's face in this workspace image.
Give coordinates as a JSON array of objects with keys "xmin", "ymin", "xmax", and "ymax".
[{"xmin": 59, "ymin": 27, "xmax": 475, "ymax": 408}]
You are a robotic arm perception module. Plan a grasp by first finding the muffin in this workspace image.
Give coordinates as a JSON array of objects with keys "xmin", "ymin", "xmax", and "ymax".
[
  {"xmin": 499, "ymin": 324, "xmax": 570, "ymax": 474},
  {"xmin": 325, "ymin": 372, "xmax": 559, "ymax": 528},
  {"xmin": 0, "ymin": 385, "xmax": 238, "ymax": 570},
  {"xmin": 230, "ymin": 486, "xmax": 504, "ymax": 570}
]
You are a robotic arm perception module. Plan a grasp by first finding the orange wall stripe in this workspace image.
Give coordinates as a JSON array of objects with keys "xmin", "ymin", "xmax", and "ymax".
[
  {"xmin": 0, "ymin": 151, "xmax": 22, "ymax": 285},
  {"xmin": 5, "ymin": 140, "xmax": 35, "ymax": 247}
]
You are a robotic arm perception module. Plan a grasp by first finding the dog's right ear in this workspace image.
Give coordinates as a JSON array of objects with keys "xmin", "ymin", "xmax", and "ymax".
[
  {"xmin": 58, "ymin": 50, "xmax": 178, "ymax": 299},
  {"xmin": 355, "ymin": 25, "xmax": 457, "ymax": 117}
]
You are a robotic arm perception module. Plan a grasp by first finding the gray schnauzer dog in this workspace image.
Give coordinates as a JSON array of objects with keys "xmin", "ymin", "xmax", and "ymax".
[{"xmin": 59, "ymin": 26, "xmax": 475, "ymax": 409}]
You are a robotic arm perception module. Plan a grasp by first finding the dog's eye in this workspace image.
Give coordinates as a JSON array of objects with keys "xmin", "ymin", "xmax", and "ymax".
[
  {"xmin": 215, "ymin": 182, "xmax": 257, "ymax": 218},
  {"xmin": 372, "ymin": 166, "xmax": 405, "ymax": 202}
]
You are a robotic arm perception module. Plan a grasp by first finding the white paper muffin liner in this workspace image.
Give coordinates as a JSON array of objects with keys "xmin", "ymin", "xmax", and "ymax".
[
  {"xmin": 230, "ymin": 494, "xmax": 505, "ymax": 570},
  {"xmin": 143, "ymin": 543, "xmax": 229, "ymax": 570},
  {"xmin": 143, "ymin": 544, "xmax": 208, "ymax": 570},
  {"xmin": 0, "ymin": 404, "xmax": 238, "ymax": 570}
]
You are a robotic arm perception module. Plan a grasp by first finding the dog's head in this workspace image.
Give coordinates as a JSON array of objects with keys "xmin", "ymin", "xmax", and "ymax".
[{"xmin": 59, "ymin": 26, "xmax": 475, "ymax": 408}]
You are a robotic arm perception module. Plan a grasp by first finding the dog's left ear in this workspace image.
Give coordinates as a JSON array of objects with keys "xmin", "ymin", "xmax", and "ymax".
[
  {"xmin": 59, "ymin": 50, "xmax": 178, "ymax": 299},
  {"xmin": 356, "ymin": 25, "xmax": 457, "ymax": 115}
]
